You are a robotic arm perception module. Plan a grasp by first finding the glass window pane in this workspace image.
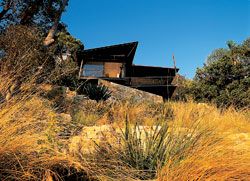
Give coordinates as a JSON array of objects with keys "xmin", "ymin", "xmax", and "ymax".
[{"xmin": 82, "ymin": 63, "xmax": 104, "ymax": 77}]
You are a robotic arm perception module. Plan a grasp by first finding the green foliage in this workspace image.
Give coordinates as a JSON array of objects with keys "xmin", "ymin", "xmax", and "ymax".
[
  {"xmin": 171, "ymin": 74, "xmax": 193, "ymax": 101},
  {"xmin": 0, "ymin": 0, "xmax": 63, "ymax": 31},
  {"xmin": 0, "ymin": 1, "xmax": 84, "ymax": 90},
  {"xmin": 120, "ymin": 119, "xmax": 169, "ymax": 179},
  {"xmin": 51, "ymin": 30, "xmax": 84, "ymax": 89},
  {"xmin": 50, "ymin": 58, "xmax": 79, "ymax": 89},
  {"xmin": 206, "ymin": 48, "xmax": 229, "ymax": 64},
  {"xmin": 82, "ymin": 83, "xmax": 112, "ymax": 102},
  {"xmin": 56, "ymin": 31, "xmax": 84, "ymax": 54},
  {"xmin": 93, "ymin": 121, "xmax": 170, "ymax": 179},
  {"xmin": 191, "ymin": 38, "xmax": 250, "ymax": 109},
  {"xmin": 92, "ymin": 116, "xmax": 207, "ymax": 180}
]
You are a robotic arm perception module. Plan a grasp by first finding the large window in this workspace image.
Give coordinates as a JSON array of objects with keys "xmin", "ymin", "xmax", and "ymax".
[{"xmin": 82, "ymin": 63, "xmax": 104, "ymax": 77}]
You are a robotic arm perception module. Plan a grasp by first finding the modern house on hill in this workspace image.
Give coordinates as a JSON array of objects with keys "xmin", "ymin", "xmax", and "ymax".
[{"xmin": 78, "ymin": 42, "xmax": 178, "ymax": 100}]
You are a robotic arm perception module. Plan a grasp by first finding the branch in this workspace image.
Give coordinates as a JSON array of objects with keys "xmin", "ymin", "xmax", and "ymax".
[
  {"xmin": 43, "ymin": 0, "xmax": 69, "ymax": 46},
  {"xmin": 0, "ymin": 0, "xmax": 12, "ymax": 20},
  {"xmin": 20, "ymin": 0, "xmax": 42, "ymax": 25}
]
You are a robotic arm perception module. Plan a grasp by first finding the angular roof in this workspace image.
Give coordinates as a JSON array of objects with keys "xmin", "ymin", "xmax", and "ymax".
[{"xmin": 82, "ymin": 41, "xmax": 138, "ymax": 65}]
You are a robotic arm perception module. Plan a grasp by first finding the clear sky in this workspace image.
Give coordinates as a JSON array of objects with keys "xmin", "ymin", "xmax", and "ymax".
[{"xmin": 62, "ymin": 0, "xmax": 250, "ymax": 78}]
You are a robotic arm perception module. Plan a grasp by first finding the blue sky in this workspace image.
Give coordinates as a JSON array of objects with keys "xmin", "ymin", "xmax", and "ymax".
[{"xmin": 62, "ymin": 0, "xmax": 250, "ymax": 78}]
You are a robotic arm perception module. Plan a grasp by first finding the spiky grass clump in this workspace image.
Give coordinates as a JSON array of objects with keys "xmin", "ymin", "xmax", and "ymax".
[
  {"xmin": 83, "ymin": 83, "xmax": 112, "ymax": 102},
  {"xmin": 90, "ymin": 114, "xmax": 211, "ymax": 180}
]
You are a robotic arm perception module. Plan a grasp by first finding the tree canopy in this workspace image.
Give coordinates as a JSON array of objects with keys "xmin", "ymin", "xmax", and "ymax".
[
  {"xmin": 191, "ymin": 38, "xmax": 250, "ymax": 109},
  {"xmin": 0, "ymin": 0, "xmax": 85, "ymax": 94},
  {"xmin": 0, "ymin": 0, "xmax": 83, "ymax": 49}
]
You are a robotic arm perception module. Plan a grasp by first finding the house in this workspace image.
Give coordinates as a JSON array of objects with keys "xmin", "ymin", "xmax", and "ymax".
[{"xmin": 78, "ymin": 42, "xmax": 178, "ymax": 100}]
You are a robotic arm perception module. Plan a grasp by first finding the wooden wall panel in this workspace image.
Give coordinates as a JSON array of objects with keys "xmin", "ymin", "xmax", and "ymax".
[{"xmin": 104, "ymin": 63, "xmax": 122, "ymax": 78}]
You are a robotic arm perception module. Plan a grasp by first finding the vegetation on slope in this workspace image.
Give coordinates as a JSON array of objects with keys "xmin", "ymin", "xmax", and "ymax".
[
  {"xmin": 0, "ymin": 85, "xmax": 249, "ymax": 180},
  {"xmin": 0, "ymin": 1, "xmax": 249, "ymax": 180},
  {"xmin": 173, "ymin": 38, "xmax": 250, "ymax": 109}
]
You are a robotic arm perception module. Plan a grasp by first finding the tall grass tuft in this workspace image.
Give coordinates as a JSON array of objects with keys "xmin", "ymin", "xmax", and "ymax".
[
  {"xmin": 119, "ymin": 116, "xmax": 169, "ymax": 179},
  {"xmin": 158, "ymin": 102, "xmax": 250, "ymax": 180},
  {"xmin": 91, "ymin": 113, "xmax": 212, "ymax": 180}
]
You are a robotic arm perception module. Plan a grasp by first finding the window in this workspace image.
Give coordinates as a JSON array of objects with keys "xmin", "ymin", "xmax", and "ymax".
[{"xmin": 82, "ymin": 63, "xmax": 104, "ymax": 77}]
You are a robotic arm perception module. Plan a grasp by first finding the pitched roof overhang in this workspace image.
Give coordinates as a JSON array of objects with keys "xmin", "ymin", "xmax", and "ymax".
[{"xmin": 82, "ymin": 42, "xmax": 138, "ymax": 65}]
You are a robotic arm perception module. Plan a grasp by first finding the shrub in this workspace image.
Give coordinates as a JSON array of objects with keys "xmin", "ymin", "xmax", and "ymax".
[
  {"xmin": 191, "ymin": 38, "xmax": 250, "ymax": 109},
  {"xmin": 0, "ymin": 26, "xmax": 55, "ymax": 84},
  {"xmin": 0, "ymin": 25, "xmax": 81, "ymax": 94},
  {"xmin": 82, "ymin": 83, "xmax": 112, "ymax": 102},
  {"xmin": 171, "ymin": 74, "xmax": 193, "ymax": 102}
]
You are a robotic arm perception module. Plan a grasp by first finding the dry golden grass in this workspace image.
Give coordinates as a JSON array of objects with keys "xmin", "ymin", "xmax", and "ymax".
[
  {"xmin": 0, "ymin": 75, "xmax": 249, "ymax": 180},
  {"xmin": 158, "ymin": 102, "xmax": 250, "ymax": 181},
  {"xmin": 68, "ymin": 100, "xmax": 250, "ymax": 180},
  {"xmin": 0, "ymin": 82, "xmax": 92, "ymax": 180}
]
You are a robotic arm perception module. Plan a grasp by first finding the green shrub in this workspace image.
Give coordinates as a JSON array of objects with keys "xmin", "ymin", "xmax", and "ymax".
[
  {"xmin": 171, "ymin": 74, "xmax": 193, "ymax": 102},
  {"xmin": 82, "ymin": 83, "xmax": 112, "ymax": 102},
  {"xmin": 191, "ymin": 38, "xmax": 250, "ymax": 109}
]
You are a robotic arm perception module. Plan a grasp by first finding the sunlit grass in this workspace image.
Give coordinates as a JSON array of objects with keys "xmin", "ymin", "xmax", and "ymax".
[
  {"xmin": 158, "ymin": 102, "xmax": 250, "ymax": 180},
  {"xmin": 0, "ymin": 78, "xmax": 249, "ymax": 180}
]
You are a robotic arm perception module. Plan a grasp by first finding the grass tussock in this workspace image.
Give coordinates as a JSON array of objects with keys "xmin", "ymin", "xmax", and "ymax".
[
  {"xmin": 70, "ymin": 100, "xmax": 249, "ymax": 180},
  {"xmin": 158, "ymin": 102, "xmax": 250, "ymax": 180},
  {"xmin": 0, "ymin": 74, "xmax": 249, "ymax": 180},
  {"xmin": 0, "ymin": 81, "xmax": 92, "ymax": 180}
]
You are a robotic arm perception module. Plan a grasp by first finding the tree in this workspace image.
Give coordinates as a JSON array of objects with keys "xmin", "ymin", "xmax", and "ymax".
[
  {"xmin": 0, "ymin": 0, "xmax": 13, "ymax": 20},
  {"xmin": 206, "ymin": 48, "xmax": 229, "ymax": 64},
  {"xmin": 50, "ymin": 28, "xmax": 84, "ymax": 89},
  {"xmin": 191, "ymin": 38, "xmax": 250, "ymax": 109},
  {"xmin": 0, "ymin": 0, "xmax": 66, "ymax": 34},
  {"xmin": 0, "ymin": 0, "xmax": 84, "ymax": 71},
  {"xmin": 44, "ymin": 0, "xmax": 69, "ymax": 46},
  {"xmin": 171, "ymin": 74, "xmax": 193, "ymax": 102}
]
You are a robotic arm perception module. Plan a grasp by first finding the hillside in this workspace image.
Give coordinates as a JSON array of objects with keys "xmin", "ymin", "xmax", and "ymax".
[
  {"xmin": 0, "ymin": 82, "xmax": 249, "ymax": 180},
  {"xmin": 0, "ymin": 2, "xmax": 249, "ymax": 180}
]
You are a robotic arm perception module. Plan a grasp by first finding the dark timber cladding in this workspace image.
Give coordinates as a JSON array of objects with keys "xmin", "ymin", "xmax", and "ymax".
[
  {"xmin": 81, "ymin": 42, "xmax": 137, "ymax": 64},
  {"xmin": 79, "ymin": 41, "xmax": 179, "ymax": 100}
]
